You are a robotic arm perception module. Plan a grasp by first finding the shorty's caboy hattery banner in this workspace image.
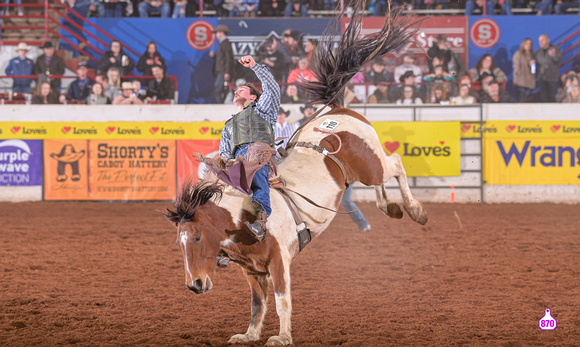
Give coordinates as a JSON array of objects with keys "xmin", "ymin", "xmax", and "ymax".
[{"xmin": 373, "ymin": 122, "xmax": 461, "ymax": 177}]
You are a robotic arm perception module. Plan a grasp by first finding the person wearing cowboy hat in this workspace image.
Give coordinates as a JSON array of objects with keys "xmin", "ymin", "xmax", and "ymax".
[
  {"xmin": 209, "ymin": 24, "xmax": 235, "ymax": 104},
  {"xmin": 62, "ymin": 61, "xmax": 94, "ymax": 103},
  {"xmin": 391, "ymin": 70, "xmax": 425, "ymax": 103},
  {"xmin": 34, "ymin": 41, "xmax": 66, "ymax": 93},
  {"xmin": 274, "ymin": 107, "xmax": 299, "ymax": 152},
  {"xmin": 113, "ymin": 81, "xmax": 145, "ymax": 105},
  {"xmin": 393, "ymin": 51, "xmax": 422, "ymax": 86},
  {"xmin": 5, "ymin": 42, "xmax": 34, "ymax": 93}
]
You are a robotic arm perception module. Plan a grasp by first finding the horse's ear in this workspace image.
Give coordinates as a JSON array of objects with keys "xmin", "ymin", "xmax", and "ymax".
[{"xmin": 161, "ymin": 208, "xmax": 180, "ymax": 226}]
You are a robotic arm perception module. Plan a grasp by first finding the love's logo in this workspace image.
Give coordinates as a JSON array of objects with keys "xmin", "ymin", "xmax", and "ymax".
[
  {"xmin": 149, "ymin": 127, "xmax": 159, "ymax": 135},
  {"xmin": 506, "ymin": 125, "xmax": 516, "ymax": 133},
  {"xmin": 106, "ymin": 127, "xmax": 116, "ymax": 134},
  {"xmin": 199, "ymin": 127, "xmax": 209, "ymax": 134},
  {"xmin": 461, "ymin": 124, "xmax": 472, "ymax": 133},
  {"xmin": 10, "ymin": 126, "xmax": 21, "ymax": 134},
  {"xmin": 62, "ymin": 126, "xmax": 72, "ymax": 134},
  {"xmin": 384, "ymin": 141, "xmax": 400, "ymax": 154},
  {"xmin": 550, "ymin": 125, "xmax": 561, "ymax": 133}
]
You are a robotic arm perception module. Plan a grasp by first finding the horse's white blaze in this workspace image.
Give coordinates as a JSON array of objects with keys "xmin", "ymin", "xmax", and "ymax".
[{"xmin": 179, "ymin": 232, "xmax": 194, "ymax": 282}]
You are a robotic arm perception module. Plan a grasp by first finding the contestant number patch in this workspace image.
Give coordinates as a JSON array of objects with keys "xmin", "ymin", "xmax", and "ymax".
[{"xmin": 319, "ymin": 119, "xmax": 339, "ymax": 131}]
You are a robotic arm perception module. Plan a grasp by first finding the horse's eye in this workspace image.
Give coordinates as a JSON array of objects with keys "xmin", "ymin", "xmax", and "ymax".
[{"xmin": 194, "ymin": 235, "xmax": 201, "ymax": 243}]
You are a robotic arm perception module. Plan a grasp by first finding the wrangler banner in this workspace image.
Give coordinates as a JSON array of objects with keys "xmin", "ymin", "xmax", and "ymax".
[
  {"xmin": 89, "ymin": 140, "xmax": 176, "ymax": 200},
  {"xmin": 177, "ymin": 140, "xmax": 221, "ymax": 189},
  {"xmin": 372, "ymin": 122, "xmax": 461, "ymax": 177},
  {"xmin": 484, "ymin": 121, "xmax": 580, "ymax": 185}
]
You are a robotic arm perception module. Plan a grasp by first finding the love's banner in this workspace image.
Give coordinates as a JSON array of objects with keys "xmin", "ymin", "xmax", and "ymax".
[{"xmin": 373, "ymin": 122, "xmax": 461, "ymax": 177}]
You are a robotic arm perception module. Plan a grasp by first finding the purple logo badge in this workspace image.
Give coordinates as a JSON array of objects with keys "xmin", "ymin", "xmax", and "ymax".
[{"xmin": 539, "ymin": 308, "xmax": 557, "ymax": 330}]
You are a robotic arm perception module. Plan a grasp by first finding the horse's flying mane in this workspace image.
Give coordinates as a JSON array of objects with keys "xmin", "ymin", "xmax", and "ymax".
[
  {"xmin": 301, "ymin": 0, "xmax": 422, "ymax": 106},
  {"xmin": 162, "ymin": 177, "xmax": 224, "ymax": 224}
]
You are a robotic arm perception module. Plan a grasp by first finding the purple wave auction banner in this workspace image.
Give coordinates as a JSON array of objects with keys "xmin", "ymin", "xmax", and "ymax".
[{"xmin": 0, "ymin": 139, "xmax": 42, "ymax": 186}]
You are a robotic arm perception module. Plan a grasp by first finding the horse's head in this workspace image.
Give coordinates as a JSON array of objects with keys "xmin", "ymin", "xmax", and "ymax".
[{"xmin": 162, "ymin": 180, "xmax": 226, "ymax": 294}]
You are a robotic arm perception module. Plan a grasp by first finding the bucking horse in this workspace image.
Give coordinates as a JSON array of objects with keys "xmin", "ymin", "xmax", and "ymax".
[{"xmin": 163, "ymin": 2, "xmax": 428, "ymax": 345}]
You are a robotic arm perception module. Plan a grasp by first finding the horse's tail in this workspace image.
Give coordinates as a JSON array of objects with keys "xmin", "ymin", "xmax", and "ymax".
[{"xmin": 302, "ymin": 1, "xmax": 422, "ymax": 107}]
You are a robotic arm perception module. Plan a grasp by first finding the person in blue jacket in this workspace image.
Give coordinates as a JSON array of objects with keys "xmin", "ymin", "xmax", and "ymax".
[{"xmin": 5, "ymin": 42, "xmax": 34, "ymax": 93}]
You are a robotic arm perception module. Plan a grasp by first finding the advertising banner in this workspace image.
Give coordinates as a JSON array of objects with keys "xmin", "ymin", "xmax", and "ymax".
[
  {"xmin": 354, "ymin": 16, "xmax": 468, "ymax": 75},
  {"xmin": 177, "ymin": 140, "xmax": 221, "ymax": 189},
  {"xmin": 89, "ymin": 140, "xmax": 176, "ymax": 200},
  {"xmin": 372, "ymin": 121, "xmax": 461, "ymax": 177},
  {"xmin": 44, "ymin": 140, "xmax": 90, "ymax": 200},
  {"xmin": 0, "ymin": 139, "xmax": 42, "ymax": 186},
  {"xmin": 1, "ymin": 122, "xmax": 54, "ymax": 139},
  {"xmin": 484, "ymin": 121, "xmax": 580, "ymax": 185}
]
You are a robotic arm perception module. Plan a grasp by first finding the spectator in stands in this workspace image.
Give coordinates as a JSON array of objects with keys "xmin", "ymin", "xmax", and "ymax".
[
  {"xmin": 554, "ymin": 0, "xmax": 579, "ymax": 14},
  {"xmin": 429, "ymin": 84, "xmax": 450, "ymax": 104},
  {"xmin": 368, "ymin": 81, "xmax": 391, "ymax": 104},
  {"xmin": 391, "ymin": 70, "xmax": 425, "ymax": 103},
  {"xmin": 395, "ymin": 85, "xmax": 423, "ymax": 105},
  {"xmin": 512, "ymin": 38, "xmax": 536, "ymax": 103},
  {"xmin": 535, "ymin": 34, "xmax": 562, "ymax": 102},
  {"xmin": 31, "ymin": 82, "xmax": 59, "ymax": 105},
  {"xmin": 97, "ymin": 40, "xmax": 135, "ymax": 76},
  {"xmin": 139, "ymin": 0, "xmax": 171, "ymax": 17},
  {"xmin": 260, "ymin": 0, "xmax": 284, "ymax": 16},
  {"xmin": 365, "ymin": 57, "xmax": 393, "ymax": 85},
  {"xmin": 453, "ymin": 84, "xmax": 477, "ymax": 105},
  {"xmin": 98, "ymin": 0, "xmax": 126, "ymax": 17},
  {"xmin": 287, "ymin": 56, "xmax": 318, "ymax": 85},
  {"xmin": 86, "ymin": 82, "xmax": 111, "ymax": 105},
  {"xmin": 480, "ymin": 80, "xmax": 515, "ymax": 103},
  {"xmin": 2, "ymin": 0, "xmax": 23, "ymax": 16},
  {"xmin": 241, "ymin": 0, "xmax": 259, "ymax": 17},
  {"xmin": 209, "ymin": 24, "xmax": 235, "ymax": 103},
  {"xmin": 62, "ymin": 62, "xmax": 94, "ymax": 103},
  {"xmin": 34, "ymin": 41, "xmax": 66, "ymax": 93},
  {"xmin": 561, "ymin": 84, "xmax": 580, "ymax": 103},
  {"xmin": 172, "ymin": 0, "xmax": 188, "ymax": 17},
  {"xmin": 423, "ymin": 64, "xmax": 455, "ymax": 97},
  {"xmin": 274, "ymin": 107, "xmax": 299, "ymax": 152},
  {"xmin": 393, "ymin": 51, "xmax": 422, "ymax": 86},
  {"xmin": 534, "ymin": 0, "xmax": 552, "ymax": 14},
  {"xmin": 61, "ymin": 0, "xmax": 93, "ymax": 56},
  {"xmin": 285, "ymin": 0, "xmax": 308, "ymax": 16},
  {"xmin": 5, "ymin": 42, "xmax": 34, "ymax": 93},
  {"xmin": 107, "ymin": 66, "xmax": 122, "ymax": 90},
  {"xmin": 304, "ymin": 38, "xmax": 318, "ymax": 65},
  {"xmin": 465, "ymin": 0, "xmax": 512, "ymax": 15},
  {"xmin": 280, "ymin": 83, "xmax": 304, "ymax": 103},
  {"xmin": 137, "ymin": 41, "xmax": 167, "ymax": 76},
  {"xmin": 258, "ymin": 40, "xmax": 285, "ymax": 82},
  {"xmin": 556, "ymin": 72, "xmax": 578, "ymax": 102},
  {"xmin": 222, "ymin": 0, "xmax": 244, "ymax": 16},
  {"xmin": 427, "ymin": 35, "xmax": 465, "ymax": 77},
  {"xmin": 278, "ymin": 30, "xmax": 304, "ymax": 77},
  {"xmin": 146, "ymin": 64, "xmax": 175, "ymax": 102},
  {"xmin": 95, "ymin": 74, "xmax": 120, "ymax": 101},
  {"xmin": 297, "ymin": 102, "xmax": 315, "ymax": 125},
  {"xmin": 469, "ymin": 54, "xmax": 507, "ymax": 86},
  {"xmin": 113, "ymin": 81, "xmax": 145, "ymax": 104},
  {"xmin": 132, "ymin": 80, "xmax": 147, "ymax": 100}
]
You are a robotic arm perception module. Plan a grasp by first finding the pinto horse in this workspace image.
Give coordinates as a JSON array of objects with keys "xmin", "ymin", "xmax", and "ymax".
[{"xmin": 163, "ymin": 2, "xmax": 427, "ymax": 345}]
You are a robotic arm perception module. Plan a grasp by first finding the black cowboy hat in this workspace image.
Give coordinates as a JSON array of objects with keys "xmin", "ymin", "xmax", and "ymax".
[
  {"xmin": 42, "ymin": 41, "xmax": 54, "ymax": 48},
  {"xmin": 278, "ymin": 107, "xmax": 290, "ymax": 116},
  {"xmin": 399, "ymin": 70, "xmax": 416, "ymax": 83},
  {"xmin": 300, "ymin": 102, "xmax": 315, "ymax": 114}
]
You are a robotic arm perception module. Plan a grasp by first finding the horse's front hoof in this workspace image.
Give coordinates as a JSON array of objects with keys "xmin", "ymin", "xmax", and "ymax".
[
  {"xmin": 265, "ymin": 334, "xmax": 292, "ymax": 345},
  {"xmin": 228, "ymin": 332, "xmax": 259, "ymax": 344}
]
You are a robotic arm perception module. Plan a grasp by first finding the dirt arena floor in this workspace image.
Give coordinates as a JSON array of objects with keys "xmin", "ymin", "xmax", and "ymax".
[{"xmin": 1, "ymin": 201, "xmax": 579, "ymax": 346}]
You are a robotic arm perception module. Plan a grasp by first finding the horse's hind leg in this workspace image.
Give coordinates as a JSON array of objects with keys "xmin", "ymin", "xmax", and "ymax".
[
  {"xmin": 228, "ymin": 271, "xmax": 269, "ymax": 343},
  {"xmin": 381, "ymin": 153, "xmax": 428, "ymax": 225}
]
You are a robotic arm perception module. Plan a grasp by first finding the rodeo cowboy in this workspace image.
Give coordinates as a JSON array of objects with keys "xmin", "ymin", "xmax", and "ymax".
[{"xmin": 217, "ymin": 55, "xmax": 280, "ymax": 245}]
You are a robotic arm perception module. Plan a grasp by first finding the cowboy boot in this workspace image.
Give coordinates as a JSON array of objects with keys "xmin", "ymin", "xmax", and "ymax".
[
  {"xmin": 244, "ymin": 200, "xmax": 267, "ymax": 241},
  {"xmin": 216, "ymin": 250, "xmax": 230, "ymax": 268}
]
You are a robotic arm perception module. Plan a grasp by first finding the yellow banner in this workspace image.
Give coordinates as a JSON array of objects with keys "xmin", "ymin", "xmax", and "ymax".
[
  {"xmin": 484, "ymin": 138, "xmax": 580, "ymax": 185},
  {"xmin": 462, "ymin": 120, "xmax": 580, "ymax": 139},
  {"xmin": 0, "ymin": 122, "xmax": 224, "ymax": 140},
  {"xmin": 372, "ymin": 121, "xmax": 461, "ymax": 177}
]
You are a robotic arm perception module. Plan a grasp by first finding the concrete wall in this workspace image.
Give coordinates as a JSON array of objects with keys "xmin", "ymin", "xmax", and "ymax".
[{"xmin": 1, "ymin": 103, "xmax": 578, "ymax": 204}]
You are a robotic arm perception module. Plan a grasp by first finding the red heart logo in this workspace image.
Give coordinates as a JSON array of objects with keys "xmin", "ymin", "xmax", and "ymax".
[
  {"xmin": 62, "ymin": 126, "xmax": 72, "ymax": 134},
  {"xmin": 106, "ymin": 127, "xmax": 116, "ymax": 134},
  {"xmin": 440, "ymin": 141, "xmax": 445, "ymax": 145},
  {"xmin": 384, "ymin": 141, "xmax": 400, "ymax": 154},
  {"xmin": 199, "ymin": 127, "xmax": 209, "ymax": 134},
  {"xmin": 149, "ymin": 127, "xmax": 159, "ymax": 134},
  {"xmin": 461, "ymin": 124, "xmax": 472, "ymax": 132},
  {"xmin": 10, "ymin": 126, "xmax": 21, "ymax": 134},
  {"xmin": 506, "ymin": 125, "xmax": 516, "ymax": 133},
  {"xmin": 550, "ymin": 125, "xmax": 561, "ymax": 133}
]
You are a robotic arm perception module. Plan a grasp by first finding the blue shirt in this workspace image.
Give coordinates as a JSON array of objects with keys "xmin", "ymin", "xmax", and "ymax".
[
  {"xmin": 219, "ymin": 64, "xmax": 280, "ymax": 158},
  {"xmin": 5, "ymin": 57, "xmax": 34, "ymax": 86}
]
